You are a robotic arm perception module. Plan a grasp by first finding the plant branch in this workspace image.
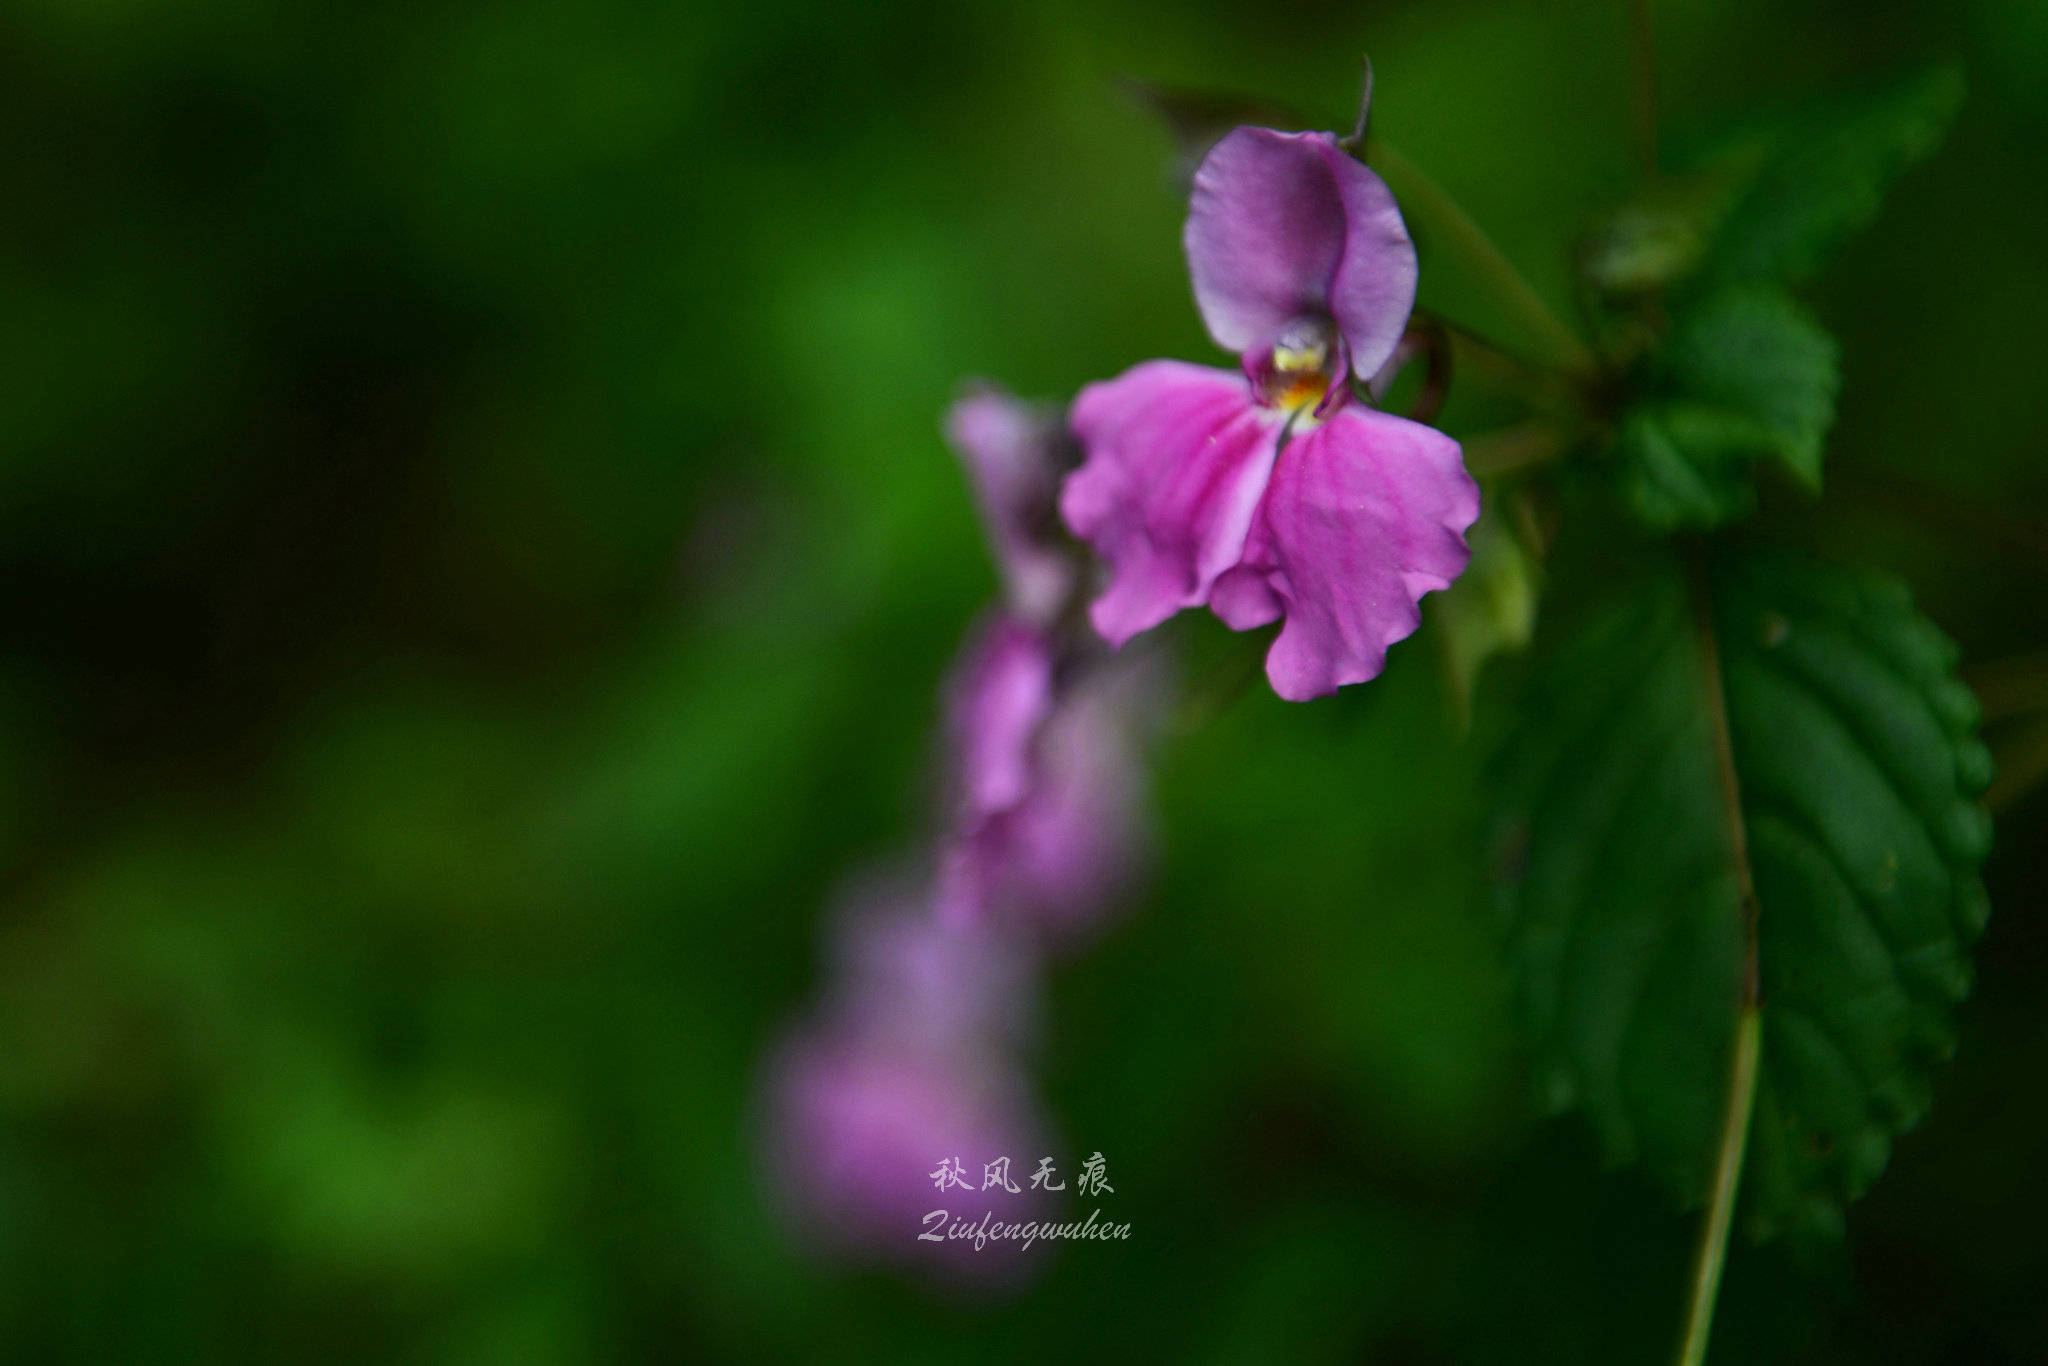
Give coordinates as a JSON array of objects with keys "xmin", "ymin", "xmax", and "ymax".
[
  {"xmin": 1463, "ymin": 421, "xmax": 1570, "ymax": 479},
  {"xmin": 1428, "ymin": 313, "xmax": 1595, "ymax": 417},
  {"xmin": 1365, "ymin": 139, "xmax": 1600, "ymax": 378},
  {"xmin": 1676, "ymin": 1007, "xmax": 1762, "ymax": 1366},
  {"xmin": 1675, "ymin": 553, "xmax": 1764, "ymax": 1366}
]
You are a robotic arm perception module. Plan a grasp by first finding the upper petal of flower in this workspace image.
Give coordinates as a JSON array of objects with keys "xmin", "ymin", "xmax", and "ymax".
[
  {"xmin": 1229, "ymin": 407, "xmax": 1478, "ymax": 701},
  {"xmin": 1060, "ymin": 360, "xmax": 1279, "ymax": 647},
  {"xmin": 1184, "ymin": 127, "xmax": 1417, "ymax": 379},
  {"xmin": 944, "ymin": 385, "xmax": 1075, "ymax": 626}
]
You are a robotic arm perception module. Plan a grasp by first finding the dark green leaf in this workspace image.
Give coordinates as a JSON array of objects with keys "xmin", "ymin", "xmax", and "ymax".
[
  {"xmin": 1705, "ymin": 65, "xmax": 1964, "ymax": 285},
  {"xmin": 1617, "ymin": 286, "xmax": 1839, "ymax": 530},
  {"xmin": 1489, "ymin": 544, "xmax": 1991, "ymax": 1239}
]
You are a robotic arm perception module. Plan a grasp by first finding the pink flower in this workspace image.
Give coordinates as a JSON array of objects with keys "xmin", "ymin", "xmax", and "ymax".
[
  {"xmin": 934, "ymin": 388, "xmax": 1159, "ymax": 940},
  {"xmin": 759, "ymin": 889, "xmax": 1051, "ymax": 1286},
  {"xmin": 945, "ymin": 385, "xmax": 1076, "ymax": 629},
  {"xmin": 1061, "ymin": 126, "xmax": 1480, "ymax": 700},
  {"xmin": 934, "ymin": 616, "xmax": 1151, "ymax": 941}
]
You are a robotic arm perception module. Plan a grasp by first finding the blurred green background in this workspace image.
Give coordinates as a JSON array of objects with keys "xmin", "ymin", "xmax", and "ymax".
[{"xmin": 2, "ymin": 0, "xmax": 2045, "ymax": 1360}]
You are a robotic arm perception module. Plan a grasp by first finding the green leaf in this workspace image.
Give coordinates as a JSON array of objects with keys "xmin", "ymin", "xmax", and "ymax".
[
  {"xmin": 1617, "ymin": 285, "xmax": 1839, "ymax": 530},
  {"xmin": 1489, "ymin": 544, "xmax": 1991, "ymax": 1239},
  {"xmin": 1705, "ymin": 65, "xmax": 1964, "ymax": 285}
]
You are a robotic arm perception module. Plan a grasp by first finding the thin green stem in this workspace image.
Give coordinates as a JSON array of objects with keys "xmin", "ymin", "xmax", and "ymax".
[
  {"xmin": 1463, "ymin": 421, "xmax": 1570, "ymax": 479},
  {"xmin": 1674, "ymin": 1007, "xmax": 1761, "ymax": 1366},
  {"xmin": 1678, "ymin": 553, "xmax": 1764, "ymax": 1366},
  {"xmin": 1433, "ymin": 314, "xmax": 1562, "ymax": 389},
  {"xmin": 1433, "ymin": 315, "xmax": 1598, "ymax": 421},
  {"xmin": 1366, "ymin": 139, "xmax": 1600, "ymax": 378}
]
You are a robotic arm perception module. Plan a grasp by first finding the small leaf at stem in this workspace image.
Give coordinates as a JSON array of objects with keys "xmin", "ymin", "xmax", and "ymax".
[{"xmin": 1617, "ymin": 286, "xmax": 1838, "ymax": 530}]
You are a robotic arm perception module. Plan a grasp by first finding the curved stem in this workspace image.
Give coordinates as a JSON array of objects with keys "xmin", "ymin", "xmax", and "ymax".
[
  {"xmin": 1365, "ymin": 139, "xmax": 1600, "ymax": 378},
  {"xmin": 1677, "ymin": 552, "xmax": 1764, "ymax": 1366}
]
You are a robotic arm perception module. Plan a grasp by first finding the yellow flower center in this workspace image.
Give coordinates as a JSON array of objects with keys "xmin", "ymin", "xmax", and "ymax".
[{"xmin": 1256, "ymin": 318, "xmax": 1343, "ymax": 419}]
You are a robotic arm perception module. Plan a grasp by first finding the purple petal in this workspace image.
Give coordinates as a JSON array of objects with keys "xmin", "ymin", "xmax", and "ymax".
[
  {"xmin": 1208, "ymin": 562, "xmax": 1283, "ymax": 631},
  {"xmin": 944, "ymin": 385, "xmax": 1074, "ymax": 626},
  {"xmin": 987, "ymin": 665, "xmax": 1150, "ymax": 934},
  {"xmin": 1061, "ymin": 361, "xmax": 1279, "ymax": 646},
  {"xmin": 1225, "ymin": 408, "xmax": 1478, "ymax": 701},
  {"xmin": 938, "ymin": 616, "xmax": 1152, "ymax": 938},
  {"xmin": 936, "ymin": 653, "xmax": 1155, "ymax": 941},
  {"xmin": 1323, "ymin": 146, "xmax": 1420, "ymax": 381},
  {"xmin": 759, "ymin": 896, "xmax": 1052, "ymax": 1285},
  {"xmin": 761, "ymin": 1032, "xmax": 1050, "ymax": 1285},
  {"xmin": 946, "ymin": 616, "xmax": 1055, "ymax": 819},
  {"xmin": 826, "ymin": 892, "xmax": 1040, "ymax": 1057},
  {"xmin": 1184, "ymin": 128, "xmax": 1417, "ymax": 379}
]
